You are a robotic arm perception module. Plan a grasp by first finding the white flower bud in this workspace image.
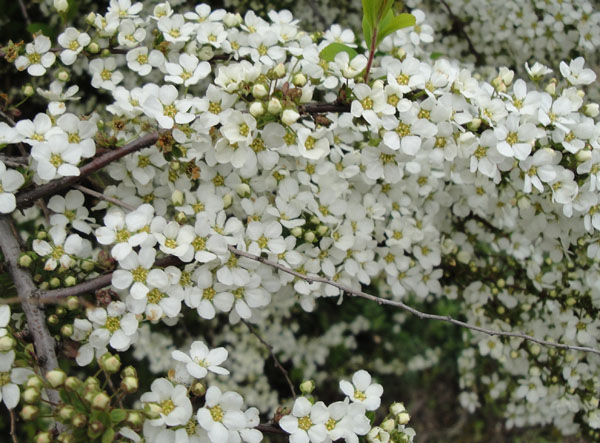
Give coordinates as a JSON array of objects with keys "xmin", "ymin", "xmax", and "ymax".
[
  {"xmin": 57, "ymin": 70, "xmax": 70, "ymax": 82},
  {"xmin": 64, "ymin": 276, "xmax": 77, "ymax": 287},
  {"xmin": 172, "ymin": 190, "xmax": 184, "ymax": 206},
  {"xmin": 584, "ymin": 103, "xmax": 599, "ymax": 117},
  {"xmin": 223, "ymin": 193, "xmax": 233, "ymax": 209},
  {"xmin": 252, "ymin": 84, "xmax": 268, "ymax": 98},
  {"xmin": 0, "ymin": 336, "xmax": 16, "ymax": 352},
  {"xmin": 273, "ymin": 63, "xmax": 286, "ymax": 78},
  {"xmin": 54, "ymin": 0, "xmax": 68, "ymax": 12},
  {"xmin": 293, "ymin": 73, "xmax": 307, "ymax": 87},
  {"xmin": 267, "ymin": 98, "xmax": 282, "ymax": 114},
  {"xmin": 291, "ymin": 227, "xmax": 303, "ymax": 237},
  {"xmin": 397, "ymin": 411, "xmax": 411, "ymax": 425},
  {"xmin": 304, "ymin": 231, "xmax": 316, "ymax": 243},
  {"xmin": 390, "ymin": 402, "xmax": 406, "ymax": 416},
  {"xmin": 249, "ymin": 101, "xmax": 265, "ymax": 117},
  {"xmin": 92, "ymin": 391, "xmax": 111, "ymax": 410},
  {"xmin": 223, "ymin": 12, "xmax": 242, "ymax": 27},
  {"xmin": 381, "ymin": 418, "xmax": 395, "ymax": 432},
  {"xmin": 86, "ymin": 12, "xmax": 96, "ymax": 24},
  {"xmin": 467, "ymin": 118, "xmax": 481, "ymax": 131},
  {"xmin": 198, "ymin": 46, "xmax": 214, "ymax": 60},
  {"xmin": 367, "ymin": 426, "xmax": 390, "ymax": 443},
  {"xmin": 545, "ymin": 79, "xmax": 557, "ymax": 96},
  {"xmin": 46, "ymin": 370, "xmax": 67, "ymax": 388},
  {"xmin": 281, "ymin": 109, "xmax": 300, "ymax": 125},
  {"xmin": 236, "ymin": 183, "xmax": 251, "ymax": 197},
  {"xmin": 299, "ymin": 380, "xmax": 315, "ymax": 394},
  {"xmin": 87, "ymin": 42, "xmax": 100, "ymax": 54},
  {"xmin": 23, "ymin": 85, "xmax": 34, "ymax": 97},
  {"xmin": 576, "ymin": 149, "xmax": 592, "ymax": 163}
]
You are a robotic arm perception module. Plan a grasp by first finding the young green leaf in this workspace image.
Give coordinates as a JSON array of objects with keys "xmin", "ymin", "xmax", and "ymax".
[
  {"xmin": 362, "ymin": 0, "xmax": 377, "ymax": 28},
  {"xmin": 319, "ymin": 42, "xmax": 358, "ymax": 63},
  {"xmin": 376, "ymin": 12, "xmax": 416, "ymax": 47},
  {"xmin": 363, "ymin": 14, "xmax": 373, "ymax": 49}
]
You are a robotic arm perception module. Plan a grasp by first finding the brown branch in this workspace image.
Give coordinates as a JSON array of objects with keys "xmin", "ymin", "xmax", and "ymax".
[
  {"xmin": 16, "ymin": 131, "xmax": 159, "ymax": 209},
  {"xmin": 74, "ymin": 184, "xmax": 137, "ymax": 211},
  {"xmin": 256, "ymin": 423, "xmax": 288, "ymax": 435},
  {"xmin": 242, "ymin": 320, "xmax": 296, "ymax": 400},
  {"xmin": 0, "ymin": 155, "xmax": 28, "ymax": 168},
  {"xmin": 0, "ymin": 216, "xmax": 61, "ymax": 408},
  {"xmin": 299, "ymin": 103, "xmax": 351, "ymax": 114},
  {"xmin": 228, "ymin": 246, "xmax": 600, "ymax": 356},
  {"xmin": 9, "ymin": 408, "xmax": 18, "ymax": 443}
]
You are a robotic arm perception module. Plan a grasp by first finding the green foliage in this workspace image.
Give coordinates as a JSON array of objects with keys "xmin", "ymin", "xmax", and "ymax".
[{"xmin": 319, "ymin": 42, "xmax": 358, "ymax": 62}]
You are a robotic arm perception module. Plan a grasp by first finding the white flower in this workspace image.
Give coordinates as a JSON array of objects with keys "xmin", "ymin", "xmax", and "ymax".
[
  {"xmin": 560, "ymin": 57, "xmax": 596, "ymax": 85},
  {"xmin": 296, "ymin": 127, "xmax": 330, "ymax": 161},
  {"xmin": 0, "ymin": 161, "xmax": 25, "ymax": 214},
  {"xmin": 57, "ymin": 28, "xmax": 91, "ymax": 65},
  {"xmin": 165, "ymin": 53, "xmax": 211, "ymax": 87},
  {"xmin": 48, "ymin": 190, "xmax": 93, "ymax": 234},
  {"xmin": 89, "ymin": 57, "xmax": 124, "ymax": 91},
  {"xmin": 14, "ymin": 35, "xmax": 55, "ymax": 76},
  {"xmin": 30, "ymin": 134, "xmax": 82, "ymax": 181},
  {"xmin": 141, "ymin": 378, "xmax": 193, "ymax": 427},
  {"xmin": 494, "ymin": 114, "xmax": 537, "ymax": 160},
  {"xmin": 197, "ymin": 386, "xmax": 247, "ymax": 441},
  {"xmin": 0, "ymin": 350, "xmax": 33, "ymax": 409},
  {"xmin": 88, "ymin": 301, "xmax": 138, "ymax": 351},
  {"xmin": 126, "ymin": 47, "xmax": 165, "ymax": 76},
  {"xmin": 171, "ymin": 340, "xmax": 229, "ymax": 380},
  {"xmin": 142, "ymin": 84, "xmax": 195, "ymax": 129},
  {"xmin": 111, "ymin": 248, "xmax": 168, "ymax": 300},
  {"xmin": 279, "ymin": 396, "xmax": 328, "ymax": 443},
  {"xmin": 32, "ymin": 225, "xmax": 87, "ymax": 271},
  {"xmin": 95, "ymin": 205, "xmax": 154, "ymax": 261},
  {"xmin": 339, "ymin": 370, "xmax": 383, "ymax": 411}
]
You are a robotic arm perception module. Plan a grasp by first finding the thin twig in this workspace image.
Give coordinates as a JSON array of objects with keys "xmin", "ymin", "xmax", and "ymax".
[
  {"xmin": 256, "ymin": 423, "xmax": 288, "ymax": 435},
  {"xmin": 0, "ymin": 108, "xmax": 16, "ymax": 125},
  {"xmin": 439, "ymin": 0, "xmax": 484, "ymax": 65},
  {"xmin": 0, "ymin": 216, "xmax": 62, "ymax": 409},
  {"xmin": 0, "ymin": 155, "xmax": 28, "ymax": 168},
  {"xmin": 17, "ymin": 0, "xmax": 31, "ymax": 27},
  {"xmin": 299, "ymin": 103, "xmax": 351, "ymax": 114},
  {"xmin": 74, "ymin": 184, "xmax": 137, "ymax": 211},
  {"xmin": 16, "ymin": 131, "xmax": 159, "ymax": 209},
  {"xmin": 228, "ymin": 246, "xmax": 600, "ymax": 356},
  {"xmin": 242, "ymin": 319, "xmax": 296, "ymax": 400},
  {"xmin": 9, "ymin": 408, "xmax": 18, "ymax": 443}
]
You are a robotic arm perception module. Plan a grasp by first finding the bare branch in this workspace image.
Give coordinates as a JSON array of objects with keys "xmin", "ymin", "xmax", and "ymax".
[
  {"xmin": 229, "ymin": 246, "xmax": 600, "ymax": 356},
  {"xmin": 256, "ymin": 423, "xmax": 288, "ymax": 435},
  {"xmin": 74, "ymin": 184, "xmax": 137, "ymax": 211},
  {"xmin": 299, "ymin": 103, "xmax": 351, "ymax": 114},
  {"xmin": 242, "ymin": 319, "xmax": 296, "ymax": 400},
  {"xmin": 0, "ymin": 155, "xmax": 28, "ymax": 168},
  {"xmin": 16, "ymin": 131, "xmax": 159, "ymax": 209}
]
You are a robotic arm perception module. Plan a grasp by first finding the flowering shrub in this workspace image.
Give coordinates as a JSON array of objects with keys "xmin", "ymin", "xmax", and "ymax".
[{"xmin": 0, "ymin": 0, "xmax": 600, "ymax": 441}]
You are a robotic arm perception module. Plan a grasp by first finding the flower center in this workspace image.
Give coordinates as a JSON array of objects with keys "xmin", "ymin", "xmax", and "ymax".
[
  {"xmin": 163, "ymin": 104, "xmax": 177, "ymax": 118},
  {"xmin": 354, "ymin": 390, "xmax": 367, "ymax": 401},
  {"xmin": 161, "ymin": 399, "xmax": 175, "ymax": 415},
  {"xmin": 132, "ymin": 266, "xmax": 148, "ymax": 283},
  {"xmin": 50, "ymin": 154, "xmax": 64, "ymax": 168},
  {"xmin": 298, "ymin": 415, "xmax": 312, "ymax": 431},
  {"xmin": 105, "ymin": 317, "xmax": 121, "ymax": 333},
  {"xmin": 51, "ymin": 245, "xmax": 65, "ymax": 260},
  {"xmin": 101, "ymin": 69, "xmax": 112, "ymax": 81},
  {"xmin": 209, "ymin": 405, "xmax": 224, "ymax": 422},
  {"xmin": 192, "ymin": 236, "xmax": 206, "ymax": 251},
  {"xmin": 0, "ymin": 372, "xmax": 10, "ymax": 387},
  {"xmin": 305, "ymin": 136, "xmax": 316, "ymax": 150},
  {"xmin": 116, "ymin": 229, "xmax": 131, "ymax": 243},
  {"xmin": 147, "ymin": 288, "xmax": 165, "ymax": 304},
  {"xmin": 203, "ymin": 287, "xmax": 215, "ymax": 301}
]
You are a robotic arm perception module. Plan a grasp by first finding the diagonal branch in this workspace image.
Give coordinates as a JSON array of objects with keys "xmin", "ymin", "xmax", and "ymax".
[
  {"xmin": 16, "ymin": 131, "xmax": 159, "ymax": 209},
  {"xmin": 242, "ymin": 319, "xmax": 296, "ymax": 400},
  {"xmin": 228, "ymin": 246, "xmax": 600, "ymax": 356},
  {"xmin": 0, "ymin": 216, "xmax": 60, "ymax": 405}
]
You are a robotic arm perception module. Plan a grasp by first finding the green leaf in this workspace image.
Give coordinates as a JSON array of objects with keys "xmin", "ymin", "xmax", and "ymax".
[
  {"xmin": 362, "ymin": 14, "xmax": 373, "ymax": 49},
  {"xmin": 110, "ymin": 409, "xmax": 127, "ymax": 424},
  {"xmin": 319, "ymin": 43, "xmax": 358, "ymax": 63},
  {"xmin": 101, "ymin": 428, "xmax": 115, "ymax": 443},
  {"xmin": 362, "ymin": 0, "xmax": 376, "ymax": 28},
  {"xmin": 26, "ymin": 23, "xmax": 55, "ymax": 39},
  {"xmin": 376, "ymin": 12, "xmax": 416, "ymax": 47},
  {"xmin": 430, "ymin": 52, "xmax": 443, "ymax": 60}
]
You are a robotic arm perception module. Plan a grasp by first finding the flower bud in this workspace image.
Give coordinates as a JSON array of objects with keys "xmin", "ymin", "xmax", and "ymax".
[
  {"xmin": 81, "ymin": 260, "xmax": 95, "ymax": 272},
  {"xmin": 49, "ymin": 278, "xmax": 61, "ymax": 289},
  {"xmin": 397, "ymin": 411, "xmax": 411, "ymax": 425},
  {"xmin": 57, "ymin": 433, "xmax": 75, "ymax": 443},
  {"xmin": 198, "ymin": 45, "xmax": 214, "ymax": 60},
  {"xmin": 584, "ymin": 103, "xmax": 599, "ymax": 118},
  {"xmin": 223, "ymin": 193, "xmax": 233, "ymax": 209},
  {"xmin": 34, "ymin": 432, "xmax": 53, "ymax": 443},
  {"xmin": 87, "ymin": 42, "xmax": 100, "ymax": 54},
  {"xmin": 223, "ymin": 12, "xmax": 242, "ymax": 27},
  {"xmin": 309, "ymin": 216, "xmax": 320, "ymax": 225},
  {"xmin": 249, "ymin": 101, "xmax": 265, "ymax": 117},
  {"xmin": 53, "ymin": 0, "xmax": 68, "ymax": 12},
  {"xmin": 100, "ymin": 353, "xmax": 121, "ymax": 374},
  {"xmin": 316, "ymin": 225, "xmax": 328, "ymax": 236},
  {"xmin": 545, "ymin": 79, "xmax": 557, "ymax": 96},
  {"xmin": 22, "ymin": 84, "xmax": 34, "ymax": 97},
  {"xmin": 191, "ymin": 381, "xmax": 206, "ymax": 396},
  {"xmin": 175, "ymin": 212, "xmax": 187, "ymax": 224},
  {"xmin": 92, "ymin": 391, "xmax": 111, "ymax": 410},
  {"xmin": 71, "ymin": 413, "xmax": 87, "ymax": 428},
  {"xmin": 23, "ymin": 387, "xmax": 41, "ymax": 404},
  {"xmin": 46, "ymin": 369, "xmax": 67, "ymax": 388},
  {"xmin": 64, "ymin": 276, "xmax": 77, "ymax": 287},
  {"xmin": 65, "ymin": 376, "xmax": 82, "ymax": 391},
  {"xmin": 236, "ymin": 183, "xmax": 251, "ymax": 198},
  {"xmin": 57, "ymin": 70, "xmax": 70, "ymax": 82},
  {"xmin": 273, "ymin": 63, "xmax": 286, "ymax": 78},
  {"xmin": 291, "ymin": 227, "xmax": 303, "ymax": 237},
  {"xmin": 66, "ymin": 296, "xmax": 80, "ymax": 311},
  {"xmin": 58, "ymin": 405, "xmax": 75, "ymax": 421},
  {"xmin": 20, "ymin": 405, "xmax": 39, "ymax": 421},
  {"xmin": 252, "ymin": 84, "xmax": 268, "ymax": 98},
  {"xmin": 85, "ymin": 12, "xmax": 96, "ymax": 25},
  {"xmin": 89, "ymin": 420, "xmax": 104, "ymax": 434},
  {"xmin": 144, "ymin": 402, "xmax": 162, "ymax": 419},
  {"xmin": 36, "ymin": 231, "xmax": 47, "ymax": 240},
  {"xmin": 171, "ymin": 190, "xmax": 184, "ymax": 206},
  {"xmin": 281, "ymin": 109, "xmax": 300, "ymax": 125},
  {"xmin": 120, "ymin": 376, "xmax": 138, "ymax": 394},
  {"xmin": 267, "ymin": 98, "xmax": 282, "ymax": 114},
  {"xmin": 126, "ymin": 411, "xmax": 144, "ymax": 427},
  {"xmin": 26, "ymin": 375, "xmax": 44, "ymax": 390},
  {"xmin": 303, "ymin": 231, "xmax": 316, "ymax": 243},
  {"xmin": 466, "ymin": 118, "xmax": 481, "ymax": 131},
  {"xmin": 367, "ymin": 426, "xmax": 389, "ymax": 443},
  {"xmin": 381, "ymin": 418, "xmax": 395, "ymax": 432},
  {"xmin": 0, "ymin": 335, "xmax": 16, "ymax": 352},
  {"xmin": 390, "ymin": 402, "xmax": 406, "ymax": 416},
  {"xmin": 293, "ymin": 73, "xmax": 307, "ymax": 87},
  {"xmin": 121, "ymin": 365, "xmax": 137, "ymax": 379},
  {"xmin": 299, "ymin": 380, "xmax": 315, "ymax": 394},
  {"xmin": 576, "ymin": 149, "xmax": 592, "ymax": 163}
]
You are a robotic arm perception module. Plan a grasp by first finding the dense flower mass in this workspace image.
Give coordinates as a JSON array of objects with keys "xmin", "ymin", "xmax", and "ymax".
[{"xmin": 0, "ymin": 0, "xmax": 600, "ymax": 440}]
